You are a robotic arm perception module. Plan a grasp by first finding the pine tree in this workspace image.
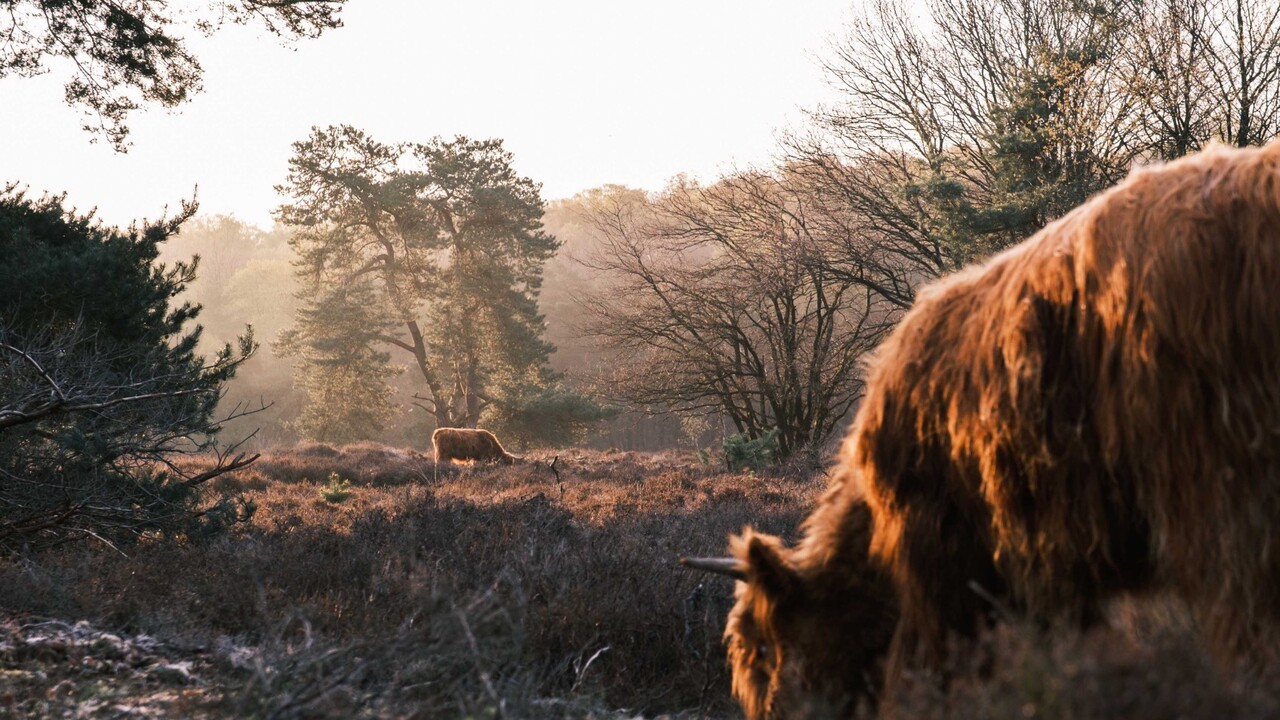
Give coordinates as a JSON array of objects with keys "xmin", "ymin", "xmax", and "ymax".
[
  {"xmin": 0, "ymin": 1, "xmax": 345, "ymax": 149},
  {"xmin": 276, "ymin": 279, "xmax": 400, "ymax": 442},
  {"xmin": 277, "ymin": 126, "xmax": 592, "ymax": 439},
  {"xmin": 0, "ymin": 186, "xmax": 256, "ymax": 553},
  {"xmin": 919, "ymin": 32, "xmax": 1119, "ymax": 262}
]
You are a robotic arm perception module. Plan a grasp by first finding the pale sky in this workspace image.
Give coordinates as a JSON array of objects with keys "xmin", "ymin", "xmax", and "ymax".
[{"xmin": 0, "ymin": 1, "xmax": 851, "ymax": 229}]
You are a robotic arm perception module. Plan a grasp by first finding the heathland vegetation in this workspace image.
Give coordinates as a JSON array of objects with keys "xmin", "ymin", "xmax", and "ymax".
[
  {"xmin": 4, "ymin": 0, "xmax": 1280, "ymax": 717},
  {"xmin": 3, "ymin": 448, "xmax": 1276, "ymax": 718}
]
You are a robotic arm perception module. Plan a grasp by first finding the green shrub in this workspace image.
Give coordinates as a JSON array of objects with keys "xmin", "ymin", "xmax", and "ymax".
[
  {"xmin": 0, "ymin": 187, "xmax": 255, "ymax": 554},
  {"xmin": 723, "ymin": 428, "xmax": 780, "ymax": 472},
  {"xmin": 319, "ymin": 473, "xmax": 354, "ymax": 503}
]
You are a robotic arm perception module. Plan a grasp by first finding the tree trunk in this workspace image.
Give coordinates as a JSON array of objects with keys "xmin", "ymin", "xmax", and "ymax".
[
  {"xmin": 404, "ymin": 319, "xmax": 454, "ymax": 428},
  {"xmin": 465, "ymin": 360, "xmax": 482, "ymax": 427}
]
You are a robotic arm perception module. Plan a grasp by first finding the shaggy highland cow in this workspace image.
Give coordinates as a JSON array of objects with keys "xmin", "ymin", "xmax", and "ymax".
[
  {"xmin": 685, "ymin": 141, "xmax": 1280, "ymax": 718},
  {"xmin": 431, "ymin": 427, "xmax": 519, "ymax": 465}
]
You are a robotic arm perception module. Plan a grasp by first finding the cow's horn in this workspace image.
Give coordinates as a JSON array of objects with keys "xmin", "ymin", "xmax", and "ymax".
[{"xmin": 680, "ymin": 556, "xmax": 747, "ymax": 581}]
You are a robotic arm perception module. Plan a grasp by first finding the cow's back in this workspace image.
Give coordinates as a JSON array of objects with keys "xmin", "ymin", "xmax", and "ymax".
[{"xmin": 840, "ymin": 141, "xmax": 1280, "ymax": 662}]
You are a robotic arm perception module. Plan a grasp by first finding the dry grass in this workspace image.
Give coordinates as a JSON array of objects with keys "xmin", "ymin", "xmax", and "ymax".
[
  {"xmin": 0, "ymin": 444, "xmax": 1274, "ymax": 718},
  {"xmin": 880, "ymin": 610, "xmax": 1280, "ymax": 720},
  {"xmin": 0, "ymin": 445, "xmax": 813, "ymax": 718}
]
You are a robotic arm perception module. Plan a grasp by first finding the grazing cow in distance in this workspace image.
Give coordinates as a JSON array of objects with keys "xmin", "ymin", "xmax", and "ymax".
[
  {"xmin": 431, "ymin": 427, "xmax": 520, "ymax": 466},
  {"xmin": 684, "ymin": 140, "xmax": 1280, "ymax": 718}
]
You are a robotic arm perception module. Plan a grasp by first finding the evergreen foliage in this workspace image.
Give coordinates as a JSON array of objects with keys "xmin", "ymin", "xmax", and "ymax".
[
  {"xmin": 159, "ymin": 215, "xmax": 303, "ymax": 446},
  {"xmin": 277, "ymin": 126, "xmax": 609, "ymax": 441},
  {"xmin": 0, "ymin": 186, "xmax": 256, "ymax": 553},
  {"xmin": 318, "ymin": 473, "xmax": 353, "ymax": 503},
  {"xmin": 276, "ymin": 279, "xmax": 400, "ymax": 443},
  {"xmin": 921, "ymin": 42, "xmax": 1118, "ymax": 262},
  {"xmin": 482, "ymin": 379, "xmax": 620, "ymax": 448},
  {"xmin": 0, "ymin": 1, "xmax": 346, "ymax": 149},
  {"xmin": 723, "ymin": 429, "xmax": 780, "ymax": 472}
]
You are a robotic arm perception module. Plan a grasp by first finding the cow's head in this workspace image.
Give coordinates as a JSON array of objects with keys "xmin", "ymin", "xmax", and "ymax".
[{"xmin": 684, "ymin": 513, "xmax": 896, "ymax": 718}]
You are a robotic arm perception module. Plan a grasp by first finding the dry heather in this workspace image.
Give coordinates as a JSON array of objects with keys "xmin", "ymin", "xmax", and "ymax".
[
  {"xmin": 0, "ymin": 444, "xmax": 1273, "ymax": 719},
  {"xmin": 0, "ymin": 445, "xmax": 814, "ymax": 718}
]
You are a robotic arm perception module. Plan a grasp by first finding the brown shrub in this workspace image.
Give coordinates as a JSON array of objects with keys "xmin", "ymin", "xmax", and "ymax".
[
  {"xmin": 888, "ymin": 606, "xmax": 1280, "ymax": 720},
  {"xmin": 0, "ymin": 445, "xmax": 810, "ymax": 718},
  {"xmin": 4, "ymin": 444, "xmax": 1271, "ymax": 717}
]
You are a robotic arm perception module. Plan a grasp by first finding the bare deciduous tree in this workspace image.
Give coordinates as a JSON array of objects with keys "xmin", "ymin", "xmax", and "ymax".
[
  {"xmin": 792, "ymin": 0, "xmax": 1140, "ymax": 313},
  {"xmin": 793, "ymin": 0, "xmax": 1280, "ymax": 322},
  {"xmin": 1203, "ymin": 0, "xmax": 1280, "ymax": 147},
  {"xmin": 1124, "ymin": 0, "xmax": 1280, "ymax": 156},
  {"xmin": 580, "ymin": 176, "xmax": 888, "ymax": 458},
  {"xmin": 1126, "ymin": 0, "xmax": 1219, "ymax": 158}
]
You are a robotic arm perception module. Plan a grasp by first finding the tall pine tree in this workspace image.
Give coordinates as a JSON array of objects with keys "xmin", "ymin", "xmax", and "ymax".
[{"xmin": 276, "ymin": 126, "xmax": 564, "ymax": 436}]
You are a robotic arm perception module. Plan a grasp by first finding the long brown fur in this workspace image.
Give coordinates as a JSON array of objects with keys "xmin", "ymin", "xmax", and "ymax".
[
  {"xmin": 431, "ymin": 427, "xmax": 519, "ymax": 465},
  {"xmin": 722, "ymin": 141, "xmax": 1280, "ymax": 718}
]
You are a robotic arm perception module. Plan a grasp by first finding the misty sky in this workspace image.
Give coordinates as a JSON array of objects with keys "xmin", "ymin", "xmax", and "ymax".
[{"xmin": 0, "ymin": 1, "xmax": 851, "ymax": 229}]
